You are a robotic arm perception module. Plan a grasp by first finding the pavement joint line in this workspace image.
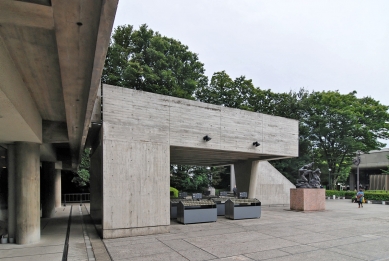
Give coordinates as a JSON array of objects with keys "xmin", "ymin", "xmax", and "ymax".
[
  {"xmin": 79, "ymin": 205, "xmax": 96, "ymax": 261},
  {"xmin": 156, "ymin": 237, "xmax": 191, "ymax": 261},
  {"xmin": 84, "ymin": 206, "xmax": 114, "ymax": 261}
]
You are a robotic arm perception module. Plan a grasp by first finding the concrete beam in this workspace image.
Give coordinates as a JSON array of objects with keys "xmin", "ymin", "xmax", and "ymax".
[
  {"xmin": 42, "ymin": 121, "xmax": 68, "ymax": 143},
  {"xmin": 80, "ymin": 0, "xmax": 119, "ymax": 158},
  {"xmin": 0, "ymin": 1, "xmax": 54, "ymax": 30},
  {"xmin": 51, "ymin": 0, "xmax": 116, "ymax": 164},
  {"xmin": 40, "ymin": 143, "xmax": 57, "ymax": 162}
]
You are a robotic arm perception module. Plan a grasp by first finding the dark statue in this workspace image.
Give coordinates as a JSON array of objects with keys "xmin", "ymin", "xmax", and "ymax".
[{"xmin": 296, "ymin": 162, "xmax": 322, "ymax": 188}]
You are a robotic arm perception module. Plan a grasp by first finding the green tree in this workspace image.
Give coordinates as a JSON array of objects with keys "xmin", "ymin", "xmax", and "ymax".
[
  {"xmin": 300, "ymin": 91, "xmax": 389, "ymax": 187},
  {"xmin": 196, "ymin": 71, "xmax": 257, "ymax": 110},
  {"xmin": 170, "ymin": 165, "xmax": 224, "ymax": 192},
  {"xmin": 102, "ymin": 24, "xmax": 208, "ymax": 99},
  {"xmin": 72, "ymin": 149, "xmax": 91, "ymax": 187}
]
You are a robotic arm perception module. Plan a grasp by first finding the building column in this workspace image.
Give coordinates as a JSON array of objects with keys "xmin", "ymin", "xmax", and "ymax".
[
  {"xmin": 248, "ymin": 161, "xmax": 260, "ymax": 199},
  {"xmin": 15, "ymin": 142, "xmax": 40, "ymax": 244},
  {"xmin": 349, "ymin": 172, "xmax": 356, "ymax": 191},
  {"xmin": 41, "ymin": 162, "xmax": 56, "ymax": 218},
  {"xmin": 234, "ymin": 160, "xmax": 254, "ymax": 195},
  {"xmin": 55, "ymin": 169, "xmax": 61, "ymax": 208},
  {"xmin": 7, "ymin": 145, "xmax": 16, "ymax": 242},
  {"xmin": 230, "ymin": 164, "xmax": 236, "ymax": 192}
]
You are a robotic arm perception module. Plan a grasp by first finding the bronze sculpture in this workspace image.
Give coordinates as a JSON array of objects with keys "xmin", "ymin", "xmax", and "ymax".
[{"xmin": 296, "ymin": 162, "xmax": 322, "ymax": 188}]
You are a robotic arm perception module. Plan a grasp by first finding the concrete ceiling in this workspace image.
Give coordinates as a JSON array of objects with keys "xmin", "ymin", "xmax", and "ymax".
[
  {"xmin": 170, "ymin": 146, "xmax": 291, "ymax": 166},
  {"xmin": 0, "ymin": 0, "xmax": 118, "ymax": 168}
]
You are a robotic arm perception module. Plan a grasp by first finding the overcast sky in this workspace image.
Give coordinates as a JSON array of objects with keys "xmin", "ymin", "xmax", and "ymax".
[{"xmin": 114, "ymin": 0, "xmax": 389, "ymax": 145}]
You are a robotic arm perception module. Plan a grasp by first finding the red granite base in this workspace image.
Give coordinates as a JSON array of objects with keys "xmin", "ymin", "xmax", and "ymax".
[{"xmin": 290, "ymin": 188, "xmax": 325, "ymax": 211}]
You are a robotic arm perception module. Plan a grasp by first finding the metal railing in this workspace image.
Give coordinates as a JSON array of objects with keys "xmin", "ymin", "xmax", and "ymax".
[{"xmin": 62, "ymin": 193, "xmax": 90, "ymax": 205}]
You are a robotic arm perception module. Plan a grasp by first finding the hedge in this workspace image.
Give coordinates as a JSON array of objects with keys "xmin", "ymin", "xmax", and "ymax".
[
  {"xmin": 325, "ymin": 190, "xmax": 389, "ymax": 201},
  {"xmin": 325, "ymin": 190, "xmax": 354, "ymax": 197},
  {"xmin": 170, "ymin": 187, "xmax": 179, "ymax": 198},
  {"xmin": 360, "ymin": 192, "xmax": 389, "ymax": 201}
]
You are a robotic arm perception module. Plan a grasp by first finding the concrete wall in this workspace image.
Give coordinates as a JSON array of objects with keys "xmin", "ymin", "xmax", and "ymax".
[
  {"xmin": 102, "ymin": 84, "xmax": 298, "ymax": 160},
  {"xmin": 102, "ymin": 86, "xmax": 170, "ymax": 238},
  {"xmin": 369, "ymin": 175, "xmax": 389, "ymax": 190},
  {"xmin": 249, "ymin": 161, "xmax": 295, "ymax": 205}
]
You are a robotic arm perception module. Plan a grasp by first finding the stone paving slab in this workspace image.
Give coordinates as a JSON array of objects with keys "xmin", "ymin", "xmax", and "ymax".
[
  {"xmin": 244, "ymin": 249, "xmax": 290, "ymax": 260},
  {"xmin": 0, "ymin": 204, "xmax": 111, "ymax": 261},
  {"xmin": 2, "ymin": 200, "xmax": 389, "ymax": 260},
  {"xmin": 103, "ymin": 200, "xmax": 389, "ymax": 261}
]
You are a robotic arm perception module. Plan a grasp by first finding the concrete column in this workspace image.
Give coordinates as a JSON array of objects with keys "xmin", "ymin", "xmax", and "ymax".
[
  {"xmin": 349, "ymin": 172, "xmax": 356, "ymax": 191},
  {"xmin": 7, "ymin": 145, "xmax": 16, "ymax": 241},
  {"xmin": 248, "ymin": 161, "xmax": 260, "ymax": 199},
  {"xmin": 234, "ymin": 160, "xmax": 254, "ymax": 195},
  {"xmin": 41, "ymin": 162, "xmax": 56, "ymax": 218},
  {"xmin": 55, "ymin": 169, "xmax": 61, "ymax": 208},
  {"xmin": 15, "ymin": 142, "xmax": 40, "ymax": 244},
  {"xmin": 230, "ymin": 164, "xmax": 236, "ymax": 192}
]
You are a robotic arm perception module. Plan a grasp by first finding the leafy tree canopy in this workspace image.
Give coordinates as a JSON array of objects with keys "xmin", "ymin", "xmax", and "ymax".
[
  {"xmin": 102, "ymin": 24, "xmax": 208, "ymax": 99},
  {"xmin": 170, "ymin": 165, "xmax": 225, "ymax": 192},
  {"xmin": 300, "ymin": 90, "xmax": 389, "ymax": 186}
]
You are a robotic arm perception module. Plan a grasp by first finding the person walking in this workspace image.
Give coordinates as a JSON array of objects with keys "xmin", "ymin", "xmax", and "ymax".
[
  {"xmin": 233, "ymin": 185, "xmax": 237, "ymax": 198},
  {"xmin": 356, "ymin": 189, "xmax": 364, "ymax": 208}
]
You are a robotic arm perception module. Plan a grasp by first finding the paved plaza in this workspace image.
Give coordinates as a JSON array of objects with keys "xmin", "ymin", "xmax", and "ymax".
[{"xmin": 1, "ymin": 200, "xmax": 389, "ymax": 260}]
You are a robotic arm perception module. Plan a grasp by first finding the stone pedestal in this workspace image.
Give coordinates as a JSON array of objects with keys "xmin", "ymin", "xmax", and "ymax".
[{"xmin": 290, "ymin": 188, "xmax": 325, "ymax": 211}]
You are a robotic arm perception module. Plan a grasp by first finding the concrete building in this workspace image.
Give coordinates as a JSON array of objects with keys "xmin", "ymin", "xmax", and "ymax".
[
  {"xmin": 0, "ymin": 0, "xmax": 298, "ymax": 244},
  {"xmin": 349, "ymin": 149, "xmax": 389, "ymax": 190},
  {"xmin": 87, "ymin": 85, "xmax": 298, "ymax": 238},
  {"xmin": 0, "ymin": 0, "xmax": 118, "ymax": 244}
]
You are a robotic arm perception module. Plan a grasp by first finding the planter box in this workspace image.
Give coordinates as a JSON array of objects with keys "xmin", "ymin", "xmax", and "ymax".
[
  {"xmin": 211, "ymin": 198, "xmax": 228, "ymax": 216},
  {"xmin": 177, "ymin": 200, "xmax": 217, "ymax": 224},
  {"xmin": 225, "ymin": 199, "xmax": 261, "ymax": 220}
]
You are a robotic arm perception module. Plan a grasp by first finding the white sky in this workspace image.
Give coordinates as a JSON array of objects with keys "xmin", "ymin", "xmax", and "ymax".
[{"xmin": 114, "ymin": 0, "xmax": 389, "ymax": 145}]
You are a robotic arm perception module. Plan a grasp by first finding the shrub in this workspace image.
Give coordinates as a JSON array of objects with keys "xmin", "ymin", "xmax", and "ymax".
[
  {"xmin": 363, "ymin": 192, "xmax": 389, "ymax": 201},
  {"xmin": 325, "ymin": 190, "xmax": 346, "ymax": 197},
  {"xmin": 170, "ymin": 187, "xmax": 179, "ymax": 198}
]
